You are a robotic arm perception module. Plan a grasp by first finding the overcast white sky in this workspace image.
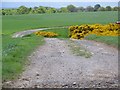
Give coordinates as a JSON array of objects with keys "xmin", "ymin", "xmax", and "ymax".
[
  {"xmin": 1, "ymin": 0, "xmax": 119, "ymax": 9},
  {"xmin": 1, "ymin": 0, "xmax": 120, "ymax": 2}
]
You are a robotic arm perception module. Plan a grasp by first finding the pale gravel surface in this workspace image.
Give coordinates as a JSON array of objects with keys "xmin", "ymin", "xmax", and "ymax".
[
  {"xmin": 12, "ymin": 28, "xmax": 49, "ymax": 38},
  {"xmin": 3, "ymin": 38, "xmax": 118, "ymax": 88},
  {"xmin": 12, "ymin": 27, "xmax": 68, "ymax": 38}
]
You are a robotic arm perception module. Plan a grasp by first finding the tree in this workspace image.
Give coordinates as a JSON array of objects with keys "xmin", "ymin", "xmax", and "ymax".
[
  {"xmin": 2, "ymin": 9, "xmax": 5, "ymax": 15},
  {"xmin": 10, "ymin": 9, "xmax": 18, "ymax": 15},
  {"xmin": 46, "ymin": 7, "xmax": 57, "ymax": 13},
  {"xmin": 77, "ymin": 7, "xmax": 85, "ymax": 12},
  {"xmin": 34, "ymin": 6, "xmax": 38, "ymax": 10},
  {"xmin": 0, "ymin": 9, "xmax": 1, "ymax": 14},
  {"xmin": 60, "ymin": 7, "xmax": 69, "ymax": 13},
  {"xmin": 29, "ymin": 8, "xmax": 35, "ymax": 14},
  {"xmin": 112, "ymin": 6, "xmax": 118, "ymax": 11},
  {"xmin": 28, "ymin": 7, "xmax": 32, "ymax": 12},
  {"xmin": 2, "ymin": 9, "xmax": 16, "ymax": 15},
  {"xmin": 50, "ymin": 8, "xmax": 57, "ymax": 13},
  {"xmin": 36, "ymin": 6, "xmax": 46, "ymax": 13},
  {"xmin": 86, "ymin": 6, "xmax": 94, "ymax": 12},
  {"xmin": 98, "ymin": 7, "xmax": 105, "ymax": 11},
  {"xmin": 17, "ymin": 6, "xmax": 29, "ymax": 14},
  {"xmin": 94, "ymin": 4, "xmax": 101, "ymax": 11},
  {"xmin": 105, "ymin": 6, "xmax": 112, "ymax": 11},
  {"xmin": 29, "ymin": 7, "xmax": 39, "ymax": 14},
  {"xmin": 67, "ymin": 4, "xmax": 77, "ymax": 12}
]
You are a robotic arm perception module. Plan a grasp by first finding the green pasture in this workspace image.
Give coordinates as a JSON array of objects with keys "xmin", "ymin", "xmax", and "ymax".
[
  {"xmin": 3, "ymin": 11, "xmax": 117, "ymax": 34},
  {"xmin": 85, "ymin": 35, "xmax": 119, "ymax": 48},
  {"xmin": 2, "ymin": 11, "xmax": 118, "ymax": 81}
]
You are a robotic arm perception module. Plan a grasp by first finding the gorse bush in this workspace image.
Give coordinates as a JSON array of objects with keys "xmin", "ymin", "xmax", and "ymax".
[
  {"xmin": 69, "ymin": 23, "xmax": 120, "ymax": 40},
  {"xmin": 35, "ymin": 31, "xmax": 59, "ymax": 37}
]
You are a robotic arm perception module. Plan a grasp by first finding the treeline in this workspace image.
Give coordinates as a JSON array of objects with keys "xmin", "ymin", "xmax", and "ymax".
[{"xmin": 1, "ymin": 4, "xmax": 120, "ymax": 15}]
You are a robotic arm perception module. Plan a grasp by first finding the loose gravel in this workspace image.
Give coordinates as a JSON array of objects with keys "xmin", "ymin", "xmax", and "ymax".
[{"xmin": 3, "ymin": 38, "xmax": 118, "ymax": 88}]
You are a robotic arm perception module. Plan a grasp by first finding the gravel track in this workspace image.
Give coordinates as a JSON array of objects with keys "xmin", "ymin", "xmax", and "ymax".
[
  {"xmin": 12, "ymin": 27, "xmax": 68, "ymax": 38},
  {"xmin": 3, "ymin": 38, "xmax": 118, "ymax": 88}
]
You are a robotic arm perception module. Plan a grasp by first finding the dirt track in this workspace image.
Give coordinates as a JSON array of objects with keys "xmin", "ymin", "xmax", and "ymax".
[{"xmin": 4, "ymin": 38, "xmax": 118, "ymax": 88}]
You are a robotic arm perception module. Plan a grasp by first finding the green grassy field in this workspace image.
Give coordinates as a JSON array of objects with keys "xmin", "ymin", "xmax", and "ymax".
[
  {"xmin": 2, "ymin": 11, "xmax": 118, "ymax": 81},
  {"xmin": 3, "ymin": 11, "xmax": 117, "ymax": 34},
  {"xmin": 85, "ymin": 35, "xmax": 119, "ymax": 48}
]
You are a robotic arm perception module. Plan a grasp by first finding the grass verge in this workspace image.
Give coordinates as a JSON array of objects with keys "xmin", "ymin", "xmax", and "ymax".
[
  {"xmin": 85, "ymin": 34, "xmax": 119, "ymax": 49},
  {"xmin": 2, "ymin": 34, "xmax": 44, "ymax": 82}
]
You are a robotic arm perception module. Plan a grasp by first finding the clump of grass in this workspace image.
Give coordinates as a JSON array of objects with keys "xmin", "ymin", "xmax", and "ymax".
[
  {"xmin": 2, "ymin": 34, "xmax": 45, "ymax": 82},
  {"xmin": 68, "ymin": 40, "xmax": 92, "ymax": 58}
]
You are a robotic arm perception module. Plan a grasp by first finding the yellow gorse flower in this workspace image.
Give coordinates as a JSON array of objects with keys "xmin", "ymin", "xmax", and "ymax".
[
  {"xmin": 35, "ymin": 31, "xmax": 58, "ymax": 37},
  {"xmin": 69, "ymin": 23, "xmax": 120, "ymax": 40}
]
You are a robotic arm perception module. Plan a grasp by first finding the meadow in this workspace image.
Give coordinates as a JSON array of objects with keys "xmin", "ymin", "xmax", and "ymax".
[
  {"xmin": 2, "ymin": 11, "xmax": 118, "ymax": 81},
  {"xmin": 3, "ymin": 11, "xmax": 117, "ymax": 34}
]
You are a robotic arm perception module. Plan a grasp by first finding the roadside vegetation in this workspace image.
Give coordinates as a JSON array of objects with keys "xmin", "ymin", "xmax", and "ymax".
[
  {"xmin": 2, "ymin": 35, "xmax": 44, "ymax": 81},
  {"xmin": 68, "ymin": 23, "xmax": 119, "ymax": 48},
  {"xmin": 85, "ymin": 35, "xmax": 119, "ymax": 48}
]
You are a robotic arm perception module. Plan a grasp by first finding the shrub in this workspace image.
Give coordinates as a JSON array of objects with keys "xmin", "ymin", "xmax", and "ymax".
[
  {"xmin": 69, "ymin": 23, "xmax": 120, "ymax": 39},
  {"xmin": 35, "ymin": 31, "xmax": 59, "ymax": 37}
]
